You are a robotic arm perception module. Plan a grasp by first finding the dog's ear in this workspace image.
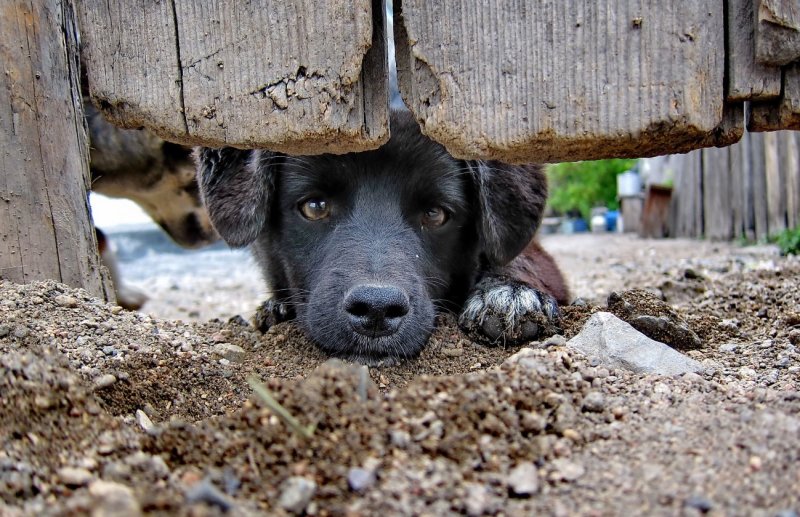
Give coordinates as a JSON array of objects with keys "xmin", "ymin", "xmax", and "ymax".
[
  {"xmin": 471, "ymin": 161, "xmax": 548, "ymax": 266},
  {"xmin": 194, "ymin": 147, "xmax": 279, "ymax": 247}
]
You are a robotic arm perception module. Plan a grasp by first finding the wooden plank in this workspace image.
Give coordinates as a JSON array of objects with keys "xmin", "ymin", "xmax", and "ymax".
[
  {"xmin": 749, "ymin": 63, "xmax": 800, "ymax": 130},
  {"xmin": 739, "ymin": 130, "xmax": 757, "ymax": 240},
  {"xmin": 78, "ymin": 0, "xmax": 389, "ymax": 153},
  {"xmin": 702, "ymin": 146, "xmax": 733, "ymax": 239},
  {"xmin": 729, "ymin": 135, "xmax": 745, "ymax": 238},
  {"xmin": 0, "ymin": 0, "xmax": 109, "ymax": 298},
  {"xmin": 780, "ymin": 131, "xmax": 800, "ymax": 229},
  {"xmin": 671, "ymin": 149, "xmax": 705, "ymax": 238},
  {"xmin": 755, "ymin": 0, "xmax": 800, "ymax": 66},
  {"xmin": 395, "ymin": 0, "xmax": 727, "ymax": 163},
  {"xmin": 763, "ymin": 131, "xmax": 787, "ymax": 235},
  {"xmin": 726, "ymin": 0, "xmax": 782, "ymax": 101},
  {"xmin": 748, "ymin": 131, "xmax": 771, "ymax": 239}
]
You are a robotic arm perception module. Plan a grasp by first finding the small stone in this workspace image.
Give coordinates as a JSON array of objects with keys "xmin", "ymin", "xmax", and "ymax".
[
  {"xmin": 684, "ymin": 494, "xmax": 714, "ymax": 513},
  {"xmin": 212, "ymin": 343, "xmax": 246, "ymax": 362},
  {"xmin": 110, "ymin": 306, "xmax": 124, "ymax": 315},
  {"xmin": 719, "ymin": 343, "xmax": 738, "ymax": 353},
  {"xmin": 581, "ymin": 391, "xmax": 605, "ymax": 412},
  {"xmin": 135, "ymin": 410, "xmax": 154, "ymax": 433},
  {"xmin": 738, "ymin": 367, "xmax": 757, "ymax": 379},
  {"xmin": 347, "ymin": 467, "xmax": 376, "ymax": 492},
  {"xmin": 542, "ymin": 334, "xmax": 567, "ymax": 348},
  {"xmin": 13, "ymin": 326, "xmax": 29, "ymax": 339},
  {"xmin": 681, "ymin": 372, "xmax": 703, "ymax": 383},
  {"xmin": 390, "ymin": 429, "xmax": 411, "ymax": 448},
  {"xmin": 278, "ymin": 476, "xmax": 316, "ymax": 514},
  {"xmin": 55, "ymin": 295, "xmax": 78, "ymax": 308},
  {"xmin": 58, "ymin": 467, "xmax": 93, "ymax": 487},
  {"xmin": 185, "ymin": 478, "xmax": 233, "ymax": 512},
  {"xmin": 442, "ymin": 346, "xmax": 463, "ymax": 357},
  {"xmin": 550, "ymin": 458, "xmax": 585, "ymax": 482},
  {"xmin": 88, "ymin": 480, "xmax": 142, "ymax": 517},
  {"xmin": 95, "ymin": 374, "xmax": 117, "ymax": 389},
  {"xmin": 789, "ymin": 329, "xmax": 800, "ymax": 345},
  {"xmin": 0, "ymin": 325, "xmax": 10, "ymax": 338},
  {"xmin": 507, "ymin": 462, "xmax": 539, "ymax": 496},
  {"xmin": 464, "ymin": 482, "xmax": 490, "ymax": 516}
]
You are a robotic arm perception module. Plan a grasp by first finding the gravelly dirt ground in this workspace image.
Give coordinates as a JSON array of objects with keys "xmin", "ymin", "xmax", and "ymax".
[{"xmin": 1, "ymin": 233, "xmax": 799, "ymax": 516}]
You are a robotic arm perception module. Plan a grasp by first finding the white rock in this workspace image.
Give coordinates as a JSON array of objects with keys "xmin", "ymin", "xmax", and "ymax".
[
  {"xmin": 89, "ymin": 480, "xmax": 142, "ymax": 517},
  {"xmin": 212, "ymin": 343, "xmax": 246, "ymax": 362},
  {"xmin": 507, "ymin": 462, "xmax": 539, "ymax": 496},
  {"xmin": 279, "ymin": 476, "xmax": 316, "ymax": 514},
  {"xmin": 135, "ymin": 410, "xmax": 154, "ymax": 433},
  {"xmin": 58, "ymin": 467, "xmax": 93, "ymax": 487},
  {"xmin": 566, "ymin": 312, "xmax": 703, "ymax": 375}
]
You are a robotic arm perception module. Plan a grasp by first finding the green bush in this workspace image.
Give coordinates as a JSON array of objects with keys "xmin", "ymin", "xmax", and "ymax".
[
  {"xmin": 776, "ymin": 227, "xmax": 800, "ymax": 255},
  {"xmin": 546, "ymin": 159, "xmax": 637, "ymax": 221}
]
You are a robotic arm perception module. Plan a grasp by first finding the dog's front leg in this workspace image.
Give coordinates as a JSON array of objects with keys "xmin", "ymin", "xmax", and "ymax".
[{"xmin": 458, "ymin": 240, "xmax": 567, "ymax": 345}]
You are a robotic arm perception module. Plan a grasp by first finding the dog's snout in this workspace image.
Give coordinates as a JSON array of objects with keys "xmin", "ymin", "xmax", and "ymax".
[{"xmin": 344, "ymin": 285, "xmax": 410, "ymax": 337}]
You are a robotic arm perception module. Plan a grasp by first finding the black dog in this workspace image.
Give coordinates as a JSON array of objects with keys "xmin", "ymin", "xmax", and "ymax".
[{"xmin": 196, "ymin": 111, "xmax": 569, "ymax": 363}]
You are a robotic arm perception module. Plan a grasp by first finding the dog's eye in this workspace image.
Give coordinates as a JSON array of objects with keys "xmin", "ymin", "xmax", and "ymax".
[
  {"xmin": 421, "ymin": 206, "xmax": 448, "ymax": 228},
  {"xmin": 299, "ymin": 198, "xmax": 330, "ymax": 221}
]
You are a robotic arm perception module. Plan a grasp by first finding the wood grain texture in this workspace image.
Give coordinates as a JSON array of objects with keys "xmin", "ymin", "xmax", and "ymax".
[
  {"xmin": 0, "ymin": 0, "xmax": 110, "ymax": 299},
  {"xmin": 726, "ymin": 0, "xmax": 782, "ymax": 101},
  {"xmin": 781, "ymin": 131, "xmax": 800, "ymax": 229},
  {"xmin": 749, "ymin": 63, "xmax": 800, "ymax": 130},
  {"xmin": 755, "ymin": 0, "xmax": 800, "ymax": 66},
  {"xmin": 703, "ymin": 146, "xmax": 733, "ymax": 240},
  {"xmin": 763, "ymin": 131, "xmax": 787, "ymax": 235},
  {"xmin": 395, "ymin": 0, "xmax": 727, "ymax": 163},
  {"xmin": 78, "ymin": 0, "xmax": 389, "ymax": 153}
]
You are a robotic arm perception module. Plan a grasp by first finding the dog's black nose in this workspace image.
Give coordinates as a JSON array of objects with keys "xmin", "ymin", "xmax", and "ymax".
[{"xmin": 344, "ymin": 285, "xmax": 410, "ymax": 337}]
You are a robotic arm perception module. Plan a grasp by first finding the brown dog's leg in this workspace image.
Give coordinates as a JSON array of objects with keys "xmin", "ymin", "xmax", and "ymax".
[{"xmin": 501, "ymin": 239, "xmax": 570, "ymax": 306}]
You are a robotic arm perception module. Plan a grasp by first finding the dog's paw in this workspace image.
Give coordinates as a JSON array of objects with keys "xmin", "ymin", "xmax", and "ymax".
[
  {"xmin": 253, "ymin": 299, "xmax": 295, "ymax": 333},
  {"xmin": 458, "ymin": 276, "xmax": 560, "ymax": 345}
]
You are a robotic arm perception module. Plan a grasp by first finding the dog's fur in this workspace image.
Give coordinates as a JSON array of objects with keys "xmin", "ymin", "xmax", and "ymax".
[
  {"xmin": 86, "ymin": 102, "xmax": 218, "ymax": 249},
  {"xmin": 196, "ymin": 110, "xmax": 568, "ymax": 363}
]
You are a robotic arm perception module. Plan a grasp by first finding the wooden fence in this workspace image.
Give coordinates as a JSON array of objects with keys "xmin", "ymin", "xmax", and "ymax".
[{"xmin": 670, "ymin": 129, "xmax": 800, "ymax": 240}]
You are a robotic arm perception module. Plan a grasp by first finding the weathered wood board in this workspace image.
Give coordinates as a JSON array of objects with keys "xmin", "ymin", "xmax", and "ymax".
[
  {"xmin": 755, "ymin": 0, "xmax": 800, "ymax": 66},
  {"xmin": 0, "ymin": 0, "xmax": 110, "ymax": 299},
  {"xmin": 749, "ymin": 63, "xmax": 800, "ymax": 131},
  {"xmin": 670, "ymin": 150, "xmax": 704, "ymax": 238},
  {"xmin": 763, "ymin": 131, "xmax": 787, "ymax": 234},
  {"xmin": 781, "ymin": 131, "xmax": 800, "ymax": 228},
  {"xmin": 78, "ymin": 0, "xmax": 389, "ymax": 153},
  {"xmin": 395, "ymin": 0, "xmax": 732, "ymax": 163},
  {"xmin": 703, "ymin": 146, "xmax": 733, "ymax": 240},
  {"xmin": 726, "ymin": 0, "xmax": 782, "ymax": 101}
]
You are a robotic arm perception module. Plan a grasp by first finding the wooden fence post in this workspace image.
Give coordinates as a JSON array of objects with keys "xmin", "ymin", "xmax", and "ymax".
[{"xmin": 0, "ymin": 0, "xmax": 110, "ymax": 299}]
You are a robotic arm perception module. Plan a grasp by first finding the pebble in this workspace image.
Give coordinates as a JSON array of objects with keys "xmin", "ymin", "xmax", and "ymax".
[
  {"xmin": 507, "ymin": 462, "xmax": 539, "ymax": 496},
  {"xmin": 347, "ymin": 467, "xmax": 376, "ymax": 492},
  {"xmin": 58, "ymin": 467, "xmax": 93, "ymax": 487},
  {"xmin": 55, "ymin": 294, "xmax": 78, "ymax": 308},
  {"xmin": 278, "ymin": 476, "xmax": 316, "ymax": 514},
  {"xmin": 550, "ymin": 459, "xmax": 585, "ymax": 482},
  {"xmin": 464, "ymin": 482, "xmax": 490, "ymax": 516},
  {"xmin": 88, "ymin": 480, "xmax": 142, "ymax": 517},
  {"xmin": 581, "ymin": 391, "xmax": 605, "ymax": 413},
  {"xmin": 212, "ymin": 343, "xmax": 246, "ymax": 362},
  {"xmin": 390, "ymin": 429, "xmax": 411, "ymax": 448},
  {"xmin": 0, "ymin": 325, "xmax": 9, "ymax": 337},
  {"xmin": 684, "ymin": 494, "xmax": 714, "ymax": 513},
  {"xmin": 719, "ymin": 343, "xmax": 739, "ymax": 353},
  {"xmin": 94, "ymin": 374, "xmax": 117, "ymax": 389},
  {"xmin": 185, "ymin": 478, "xmax": 233, "ymax": 512},
  {"xmin": 542, "ymin": 334, "xmax": 567, "ymax": 348},
  {"xmin": 13, "ymin": 326, "xmax": 29, "ymax": 339},
  {"xmin": 135, "ymin": 410, "xmax": 154, "ymax": 433}
]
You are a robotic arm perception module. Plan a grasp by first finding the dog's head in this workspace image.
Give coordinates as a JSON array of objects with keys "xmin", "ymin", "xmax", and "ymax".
[{"xmin": 196, "ymin": 111, "xmax": 547, "ymax": 362}]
